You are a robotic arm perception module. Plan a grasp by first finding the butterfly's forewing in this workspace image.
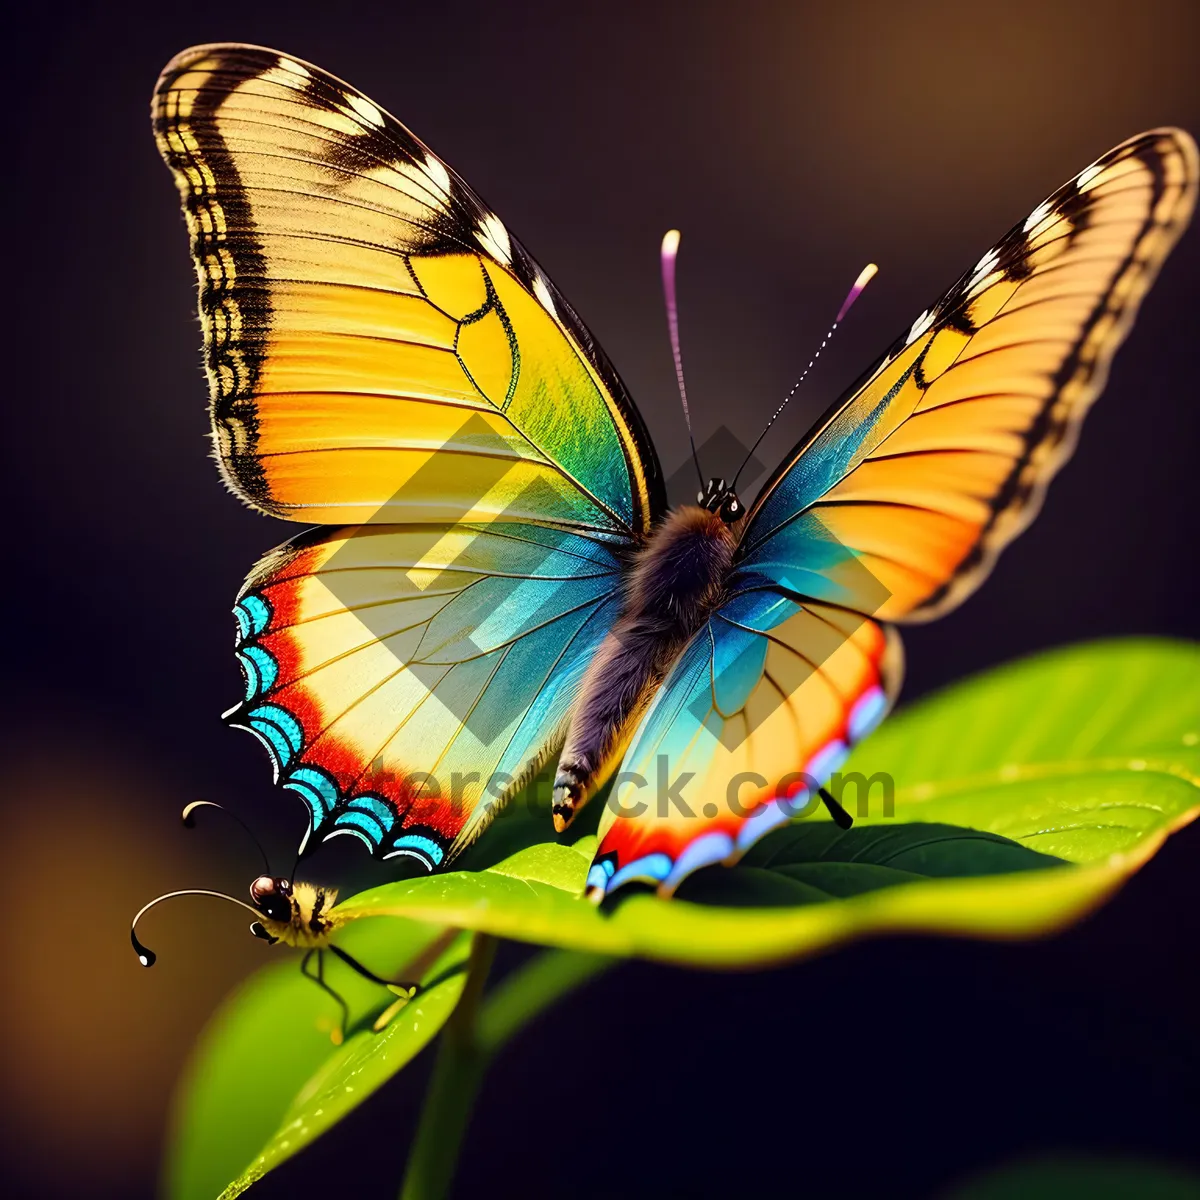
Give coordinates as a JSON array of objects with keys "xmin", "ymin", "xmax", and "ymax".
[
  {"xmin": 588, "ymin": 128, "xmax": 1197, "ymax": 897},
  {"xmin": 741, "ymin": 128, "xmax": 1197, "ymax": 622},
  {"xmin": 153, "ymin": 45, "xmax": 663, "ymax": 532},
  {"xmin": 154, "ymin": 45, "xmax": 665, "ymax": 864}
]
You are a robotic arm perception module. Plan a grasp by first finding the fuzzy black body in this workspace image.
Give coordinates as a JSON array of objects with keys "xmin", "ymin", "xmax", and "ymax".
[
  {"xmin": 255, "ymin": 880, "xmax": 341, "ymax": 949},
  {"xmin": 552, "ymin": 505, "xmax": 739, "ymax": 828}
]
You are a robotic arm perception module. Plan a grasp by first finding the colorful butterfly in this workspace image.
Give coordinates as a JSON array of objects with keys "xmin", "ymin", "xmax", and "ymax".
[{"xmin": 149, "ymin": 43, "xmax": 1197, "ymax": 905}]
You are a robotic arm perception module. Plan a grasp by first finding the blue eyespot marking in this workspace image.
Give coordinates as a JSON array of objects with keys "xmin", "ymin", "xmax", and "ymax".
[
  {"xmin": 248, "ymin": 721, "xmax": 293, "ymax": 771},
  {"xmin": 237, "ymin": 652, "xmax": 259, "ymax": 698},
  {"xmin": 348, "ymin": 795, "xmax": 395, "ymax": 831},
  {"xmin": 250, "ymin": 705, "xmax": 302, "ymax": 750},
  {"xmin": 247, "ymin": 704, "xmax": 303, "ymax": 771},
  {"xmin": 283, "ymin": 766, "xmax": 339, "ymax": 830},
  {"xmin": 283, "ymin": 781, "xmax": 327, "ymax": 830},
  {"xmin": 805, "ymin": 738, "xmax": 850, "ymax": 789},
  {"xmin": 385, "ymin": 834, "xmax": 445, "ymax": 868},
  {"xmin": 664, "ymin": 832, "xmax": 733, "ymax": 892},
  {"xmin": 235, "ymin": 594, "xmax": 272, "ymax": 641},
  {"xmin": 848, "ymin": 685, "xmax": 887, "ymax": 743},
  {"xmin": 237, "ymin": 645, "xmax": 279, "ymax": 699},
  {"xmin": 287, "ymin": 767, "xmax": 338, "ymax": 813},
  {"xmin": 609, "ymin": 852, "xmax": 673, "ymax": 892},
  {"xmin": 736, "ymin": 799, "xmax": 792, "ymax": 852},
  {"xmin": 586, "ymin": 864, "xmax": 612, "ymax": 893},
  {"xmin": 335, "ymin": 809, "xmax": 386, "ymax": 845}
]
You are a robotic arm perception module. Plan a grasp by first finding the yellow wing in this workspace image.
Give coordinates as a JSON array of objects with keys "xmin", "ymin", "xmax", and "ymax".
[
  {"xmin": 741, "ymin": 128, "xmax": 1197, "ymax": 621},
  {"xmin": 153, "ymin": 44, "xmax": 663, "ymax": 533}
]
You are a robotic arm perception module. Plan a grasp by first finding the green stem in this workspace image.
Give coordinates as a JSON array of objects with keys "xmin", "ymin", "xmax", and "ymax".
[
  {"xmin": 477, "ymin": 949, "xmax": 613, "ymax": 1055},
  {"xmin": 400, "ymin": 932, "xmax": 496, "ymax": 1200},
  {"xmin": 399, "ymin": 941, "xmax": 613, "ymax": 1198}
]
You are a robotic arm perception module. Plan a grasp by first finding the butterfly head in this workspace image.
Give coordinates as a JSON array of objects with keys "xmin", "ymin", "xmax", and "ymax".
[
  {"xmin": 130, "ymin": 802, "xmax": 338, "ymax": 967},
  {"xmin": 249, "ymin": 873, "xmax": 294, "ymax": 927},
  {"xmin": 248, "ymin": 876, "xmax": 338, "ymax": 947},
  {"xmin": 697, "ymin": 477, "xmax": 743, "ymax": 523}
]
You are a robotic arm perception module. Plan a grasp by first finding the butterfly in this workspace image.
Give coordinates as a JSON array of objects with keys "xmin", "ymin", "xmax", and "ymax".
[{"xmin": 150, "ymin": 42, "xmax": 1196, "ymax": 905}]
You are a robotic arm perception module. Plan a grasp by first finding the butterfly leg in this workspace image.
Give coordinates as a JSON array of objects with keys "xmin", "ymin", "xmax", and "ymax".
[
  {"xmin": 327, "ymin": 945, "xmax": 421, "ymax": 1033},
  {"xmin": 300, "ymin": 948, "xmax": 350, "ymax": 1045},
  {"xmin": 819, "ymin": 786, "xmax": 854, "ymax": 830},
  {"xmin": 328, "ymin": 944, "xmax": 419, "ymax": 990}
]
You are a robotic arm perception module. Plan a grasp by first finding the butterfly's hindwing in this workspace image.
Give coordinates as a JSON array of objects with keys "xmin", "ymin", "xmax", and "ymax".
[
  {"xmin": 226, "ymin": 522, "xmax": 626, "ymax": 863},
  {"xmin": 587, "ymin": 595, "xmax": 902, "ymax": 896}
]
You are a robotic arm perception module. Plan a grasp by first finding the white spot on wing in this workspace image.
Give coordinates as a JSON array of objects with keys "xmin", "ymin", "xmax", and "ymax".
[
  {"xmin": 475, "ymin": 212, "xmax": 512, "ymax": 265},
  {"xmin": 970, "ymin": 248, "xmax": 1000, "ymax": 288},
  {"xmin": 906, "ymin": 308, "xmax": 935, "ymax": 345},
  {"xmin": 346, "ymin": 93, "xmax": 385, "ymax": 128},
  {"xmin": 974, "ymin": 248, "xmax": 999, "ymax": 275},
  {"xmin": 260, "ymin": 60, "xmax": 310, "ymax": 89},
  {"xmin": 421, "ymin": 153, "xmax": 452, "ymax": 202},
  {"xmin": 392, "ymin": 158, "xmax": 451, "ymax": 217},
  {"xmin": 1076, "ymin": 163, "xmax": 1104, "ymax": 191},
  {"xmin": 532, "ymin": 273, "xmax": 558, "ymax": 317},
  {"xmin": 1024, "ymin": 200, "xmax": 1053, "ymax": 232},
  {"xmin": 278, "ymin": 57, "xmax": 311, "ymax": 81}
]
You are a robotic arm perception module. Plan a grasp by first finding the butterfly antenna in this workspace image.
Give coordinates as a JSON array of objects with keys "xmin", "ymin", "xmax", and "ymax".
[
  {"xmin": 661, "ymin": 229, "xmax": 705, "ymax": 489},
  {"xmin": 131, "ymin": 889, "xmax": 269, "ymax": 967},
  {"xmin": 181, "ymin": 800, "xmax": 271, "ymax": 875},
  {"xmin": 732, "ymin": 262, "xmax": 878, "ymax": 491},
  {"xmin": 290, "ymin": 824, "xmax": 311, "ymax": 883}
]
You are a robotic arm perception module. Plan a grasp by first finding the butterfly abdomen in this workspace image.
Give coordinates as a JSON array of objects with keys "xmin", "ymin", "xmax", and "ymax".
[{"xmin": 552, "ymin": 507, "xmax": 737, "ymax": 829}]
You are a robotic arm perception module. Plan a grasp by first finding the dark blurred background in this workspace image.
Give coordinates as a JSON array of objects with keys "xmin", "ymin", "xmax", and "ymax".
[{"xmin": 3, "ymin": 1, "xmax": 1198, "ymax": 1197}]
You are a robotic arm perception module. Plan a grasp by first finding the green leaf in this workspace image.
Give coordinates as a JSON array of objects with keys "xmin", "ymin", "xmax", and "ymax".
[
  {"xmin": 688, "ymin": 821, "xmax": 1067, "ymax": 905},
  {"xmin": 337, "ymin": 639, "xmax": 1200, "ymax": 967},
  {"xmin": 165, "ymin": 919, "xmax": 469, "ymax": 1200}
]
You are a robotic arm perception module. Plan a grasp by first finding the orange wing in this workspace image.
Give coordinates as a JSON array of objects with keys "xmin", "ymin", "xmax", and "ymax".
[
  {"xmin": 153, "ymin": 44, "xmax": 663, "ymax": 534},
  {"xmin": 740, "ymin": 128, "xmax": 1197, "ymax": 622}
]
